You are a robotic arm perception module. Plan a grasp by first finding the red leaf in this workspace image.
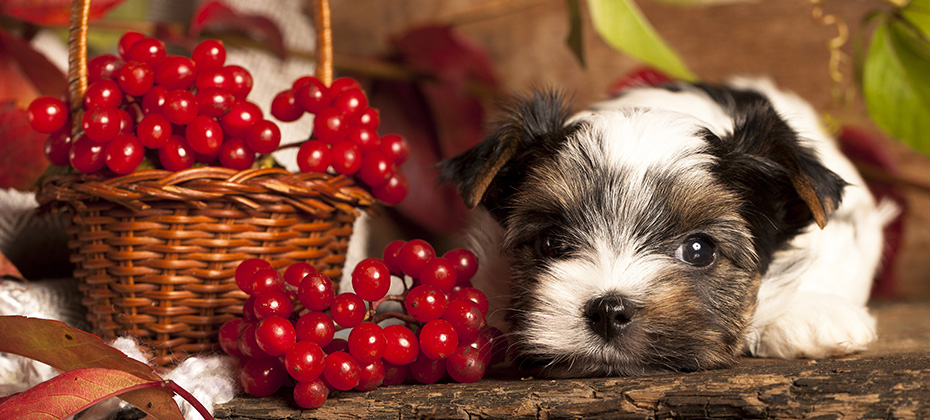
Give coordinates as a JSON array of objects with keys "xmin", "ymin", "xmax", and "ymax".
[
  {"xmin": 189, "ymin": 0, "xmax": 286, "ymax": 59},
  {"xmin": 370, "ymin": 26, "xmax": 499, "ymax": 234},
  {"xmin": 0, "ymin": 368, "xmax": 169, "ymax": 419},
  {"xmin": 0, "ymin": 102, "xmax": 49, "ymax": 190},
  {"xmin": 0, "ymin": 316, "xmax": 184, "ymax": 419},
  {"xmin": 0, "ymin": 0, "xmax": 126, "ymax": 26},
  {"xmin": 0, "ymin": 28, "xmax": 68, "ymax": 107}
]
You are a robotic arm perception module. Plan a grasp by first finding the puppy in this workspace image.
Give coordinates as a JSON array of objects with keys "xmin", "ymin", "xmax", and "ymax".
[{"xmin": 440, "ymin": 78, "xmax": 895, "ymax": 377}]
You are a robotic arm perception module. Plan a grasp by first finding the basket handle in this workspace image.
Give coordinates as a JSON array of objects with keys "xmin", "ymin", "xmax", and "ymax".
[
  {"xmin": 313, "ymin": 0, "xmax": 333, "ymax": 86},
  {"xmin": 68, "ymin": 0, "xmax": 90, "ymax": 135}
]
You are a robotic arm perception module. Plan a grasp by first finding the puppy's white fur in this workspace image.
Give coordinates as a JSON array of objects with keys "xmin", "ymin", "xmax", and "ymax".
[{"xmin": 466, "ymin": 77, "xmax": 894, "ymax": 363}]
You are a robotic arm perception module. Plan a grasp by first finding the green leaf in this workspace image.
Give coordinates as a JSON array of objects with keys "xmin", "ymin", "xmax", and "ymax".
[
  {"xmin": 901, "ymin": 0, "xmax": 930, "ymax": 38},
  {"xmin": 587, "ymin": 0, "xmax": 696, "ymax": 80},
  {"xmin": 566, "ymin": 0, "xmax": 586, "ymax": 68},
  {"xmin": 0, "ymin": 316, "xmax": 184, "ymax": 420},
  {"xmin": 0, "ymin": 368, "xmax": 164, "ymax": 419},
  {"xmin": 863, "ymin": 17, "xmax": 930, "ymax": 155}
]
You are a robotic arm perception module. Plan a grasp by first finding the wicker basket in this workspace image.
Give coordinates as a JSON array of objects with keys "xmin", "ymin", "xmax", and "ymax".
[{"xmin": 35, "ymin": 0, "xmax": 371, "ymax": 367}]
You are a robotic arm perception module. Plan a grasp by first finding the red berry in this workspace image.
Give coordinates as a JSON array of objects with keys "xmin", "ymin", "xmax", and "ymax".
[
  {"xmin": 239, "ymin": 357, "xmax": 287, "ymax": 397},
  {"xmin": 442, "ymin": 299, "xmax": 485, "ymax": 343},
  {"xmin": 195, "ymin": 68, "xmax": 232, "ymax": 91},
  {"xmin": 270, "ymin": 89, "xmax": 303, "ymax": 122},
  {"xmin": 382, "ymin": 324, "xmax": 419, "ymax": 366},
  {"xmin": 127, "ymin": 37, "xmax": 166, "ymax": 66},
  {"xmin": 450, "ymin": 287, "xmax": 489, "ymax": 317},
  {"xmin": 331, "ymin": 88, "xmax": 368, "ymax": 120},
  {"xmin": 285, "ymin": 341, "xmax": 326, "ymax": 382},
  {"xmin": 357, "ymin": 107, "xmax": 379, "ymax": 130},
  {"xmin": 155, "ymin": 55, "xmax": 198, "ymax": 90},
  {"xmin": 218, "ymin": 318, "xmax": 245, "ymax": 357},
  {"xmin": 296, "ymin": 140, "xmax": 331, "ymax": 173},
  {"xmin": 382, "ymin": 361, "xmax": 409, "ymax": 386},
  {"xmin": 116, "ymin": 109, "xmax": 134, "ymax": 134},
  {"xmin": 482, "ymin": 326, "xmax": 508, "ymax": 365},
  {"xmin": 221, "ymin": 101, "xmax": 263, "ymax": 138},
  {"xmin": 252, "ymin": 290, "xmax": 294, "ymax": 320},
  {"xmin": 44, "ymin": 126, "xmax": 73, "ymax": 166},
  {"xmin": 242, "ymin": 296, "xmax": 259, "ymax": 324},
  {"xmin": 295, "ymin": 311, "xmax": 335, "ymax": 347},
  {"xmin": 136, "ymin": 114, "xmax": 171, "ymax": 149},
  {"xmin": 235, "ymin": 258, "xmax": 272, "ymax": 294},
  {"xmin": 330, "ymin": 141, "xmax": 361, "ymax": 175},
  {"xmin": 419, "ymin": 319, "xmax": 459, "ymax": 360},
  {"xmin": 255, "ymin": 315, "xmax": 297, "ymax": 357},
  {"xmin": 192, "ymin": 40, "xmax": 226, "ymax": 72},
  {"xmin": 87, "ymin": 54, "xmax": 123, "ymax": 84},
  {"xmin": 404, "ymin": 285, "xmax": 448, "ymax": 323},
  {"xmin": 348, "ymin": 322, "xmax": 385, "ymax": 364},
  {"xmin": 185, "ymin": 115, "xmax": 224, "ymax": 154},
  {"xmin": 444, "ymin": 248, "xmax": 479, "ymax": 285},
  {"xmin": 312, "ymin": 107, "xmax": 347, "ymax": 144},
  {"xmin": 28, "ymin": 96, "xmax": 69, "ymax": 134},
  {"xmin": 382, "ymin": 240, "xmax": 406, "ymax": 276},
  {"xmin": 246, "ymin": 119, "xmax": 281, "ymax": 154},
  {"xmin": 82, "ymin": 106, "xmax": 121, "ymax": 143},
  {"xmin": 158, "ymin": 135, "xmax": 195, "ymax": 171},
  {"xmin": 446, "ymin": 344, "xmax": 486, "ymax": 383},
  {"xmin": 69, "ymin": 135, "xmax": 105, "ymax": 173},
  {"xmin": 323, "ymin": 351, "xmax": 360, "ymax": 391},
  {"xmin": 351, "ymin": 257, "xmax": 391, "ymax": 302},
  {"xmin": 328, "ymin": 77, "xmax": 362, "ymax": 98},
  {"xmin": 293, "ymin": 379, "xmax": 329, "ymax": 409},
  {"xmin": 163, "ymin": 89, "xmax": 199, "ymax": 125},
  {"xmin": 419, "ymin": 257, "xmax": 458, "ymax": 293},
  {"xmin": 141, "ymin": 86, "xmax": 167, "ymax": 115},
  {"xmin": 330, "ymin": 292, "xmax": 366, "ymax": 328},
  {"xmin": 104, "ymin": 134, "xmax": 144, "ymax": 175},
  {"xmin": 298, "ymin": 272, "xmax": 335, "ymax": 311},
  {"xmin": 218, "ymin": 137, "xmax": 255, "ymax": 170},
  {"xmin": 238, "ymin": 323, "xmax": 271, "ymax": 359},
  {"xmin": 84, "ymin": 79, "xmax": 123, "ymax": 110},
  {"xmin": 295, "ymin": 77, "xmax": 328, "ymax": 114},
  {"xmin": 117, "ymin": 31, "xmax": 146, "ymax": 61},
  {"xmin": 323, "ymin": 338, "xmax": 349, "ymax": 354},
  {"xmin": 354, "ymin": 359, "xmax": 385, "ymax": 391},
  {"xmin": 195, "ymin": 87, "xmax": 235, "ymax": 118},
  {"xmin": 224, "ymin": 65, "xmax": 253, "ymax": 100},
  {"xmin": 251, "ymin": 267, "xmax": 284, "ymax": 296},
  {"xmin": 358, "ymin": 149, "xmax": 395, "ymax": 188},
  {"xmin": 409, "ymin": 352, "xmax": 446, "ymax": 384},
  {"xmin": 398, "ymin": 239, "xmax": 435, "ymax": 278},
  {"xmin": 283, "ymin": 262, "xmax": 316, "ymax": 289},
  {"xmin": 116, "ymin": 61, "xmax": 154, "ymax": 97},
  {"xmin": 372, "ymin": 171, "xmax": 408, "ymax": 205},
  {"xmin": 378, "ymin": 134, "xmax": 409, "ymax": 165},
  {"xmin": 345, "ymin": 126, "xmax": 379, "ymax": 152}
]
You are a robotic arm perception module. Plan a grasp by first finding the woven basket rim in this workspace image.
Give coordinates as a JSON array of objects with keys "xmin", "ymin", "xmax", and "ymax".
[{"xmin": 37, "ymin": 166, "xmax": 376, "ymax": 216}]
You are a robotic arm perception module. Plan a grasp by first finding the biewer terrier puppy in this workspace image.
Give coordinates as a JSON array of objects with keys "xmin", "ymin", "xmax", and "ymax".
[{"xmin": 440, "ymin": 78, "xmax": 896, "ymax": 377}]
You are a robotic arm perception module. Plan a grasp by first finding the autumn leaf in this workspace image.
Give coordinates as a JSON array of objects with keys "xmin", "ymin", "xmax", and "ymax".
[
  {"xmin": 0, "ymin": 249, "xmax": 24, "ymax": 279},
  {"xmin": 0, "ymin": 316, "xmax": 184, "ymax": 419},
  {"xmin": 189, "ymin": 0, "xmax": 286, "ymax": 59},
  {"xmin": 0, "ymin": 102, "xmax": 49, "ymax": 190},
  {"xmin": 0, "ymin": 368, "xmax": 168, "ymax": 419},
  {"xmin": 0, "ymin": 28, "xmax": 67, "ymax": 108},
  {"xmin": 0, "ymin": 0, "xmax": 126, "ymax": 26}
]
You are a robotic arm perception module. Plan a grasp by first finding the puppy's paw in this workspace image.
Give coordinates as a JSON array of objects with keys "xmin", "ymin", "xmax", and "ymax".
[{"xmin": 750, "ymin": 294, "xmax": 877, "ymax": 359}]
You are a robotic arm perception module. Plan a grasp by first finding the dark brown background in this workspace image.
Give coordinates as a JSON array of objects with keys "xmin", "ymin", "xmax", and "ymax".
[{"xmin": 329, "ymin": 0, "xmax": 930, "ymax": 298}]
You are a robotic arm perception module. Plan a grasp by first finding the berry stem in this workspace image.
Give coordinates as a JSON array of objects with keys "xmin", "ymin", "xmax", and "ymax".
[{"xmin": 372, "ymin": 311, "xmax": 418, "ymax": 325}]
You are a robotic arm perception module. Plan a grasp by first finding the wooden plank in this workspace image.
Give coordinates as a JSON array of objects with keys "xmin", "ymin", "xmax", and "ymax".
[{"xmin": 214, "ymin": 301, "xmax": 930, "ymax": 419}]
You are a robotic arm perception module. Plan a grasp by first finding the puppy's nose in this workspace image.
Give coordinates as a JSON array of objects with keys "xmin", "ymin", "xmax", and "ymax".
[{"xmin": 584, "ymin": 295, "xmax": 635, "ymax": 340}]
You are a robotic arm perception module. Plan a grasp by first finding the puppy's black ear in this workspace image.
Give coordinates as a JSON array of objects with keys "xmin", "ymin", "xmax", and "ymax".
[
  {"xmin": 710, "ymin": 95, "xmax": 845, "ymax": 238},
  {"xmin": 440, "ymin": 89, "xmax": 573, "ymax": 215}
]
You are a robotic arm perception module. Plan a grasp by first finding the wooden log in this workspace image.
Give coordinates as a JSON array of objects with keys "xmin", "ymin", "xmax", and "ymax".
[{"xmin": 214, "ymin": 301, "xmax": 930, "ymax": 419}]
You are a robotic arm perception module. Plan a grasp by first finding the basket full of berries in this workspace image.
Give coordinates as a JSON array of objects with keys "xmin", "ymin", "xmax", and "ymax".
[{"xmin": 33, "ymin": 0, "xmax": 407, "ymax": 367}]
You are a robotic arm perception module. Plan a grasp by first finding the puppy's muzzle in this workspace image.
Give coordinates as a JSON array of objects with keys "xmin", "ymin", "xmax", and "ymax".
[{"xmin": 584, "ymin": 294, "xmax": 636, "ymax": 340}]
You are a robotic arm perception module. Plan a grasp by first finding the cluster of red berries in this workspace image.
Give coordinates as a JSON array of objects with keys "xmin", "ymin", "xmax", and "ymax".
[
  {"xmin": 28, "ymin": 32, "xmax": 278, "ymax": 174},
  {"xmin": 220, "ymin": 239, "xmax": 505, "ymax": 409},
  {"xmin": 271, "ymin": 76, "xmax": 410, "ymax": 205}
]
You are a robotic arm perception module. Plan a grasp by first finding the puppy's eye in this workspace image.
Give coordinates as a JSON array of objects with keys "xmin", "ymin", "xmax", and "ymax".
[
  {"xmin": 535, "ymin": 234, "xmax": 572, "ymax": 258},
  {"xmin": 676, "ymin": 235, "xmax": 716, "ymax": 267}
]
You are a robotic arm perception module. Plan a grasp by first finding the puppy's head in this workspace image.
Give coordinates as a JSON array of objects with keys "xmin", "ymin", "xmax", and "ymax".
[{"xmin": 440, "ymin": 87, "xmax": 845, "ymax": 377}]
